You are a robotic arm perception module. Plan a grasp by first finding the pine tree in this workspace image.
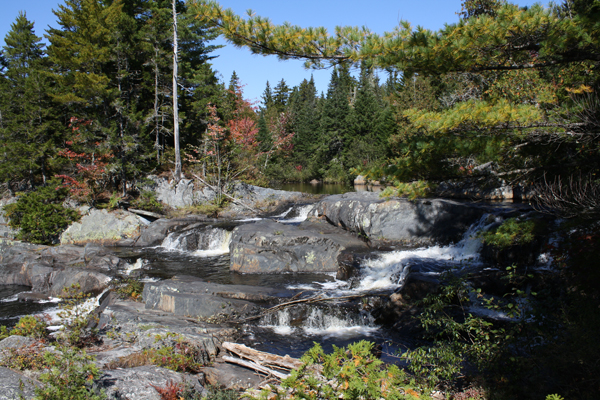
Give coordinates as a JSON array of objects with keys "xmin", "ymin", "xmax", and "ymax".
[
  {"xmin": 261, "ymin": 81, "xmax": 274, "ymax": 111},
  {"xmin": 273, "ymin": 79, "xmax": 290, "ymax": 113},
  {"xmin": 0, "ymin": 12, "xmax": 60, "ymax": 187}
]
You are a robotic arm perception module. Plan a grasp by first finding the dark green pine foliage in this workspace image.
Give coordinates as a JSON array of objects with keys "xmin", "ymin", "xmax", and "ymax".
[
  {"xmin": 46, "ymin": 0, "xmax": 127, "ymax": 192},
  {"xmin": 317, "ymin": 67, "xmax": 352, "ymax": 180},
  {"xmin": 256, "ymin": 111, "xmax": 272, "ymax": 153},
  {"xmin": 288, "ymin": 76, "xmax": 319, "ymax": 172},
  {"xmin": 0, "ymin": 12, "xmax": 61, "ymax": 187},
  {"xmin": 272, "ymin": 79, "xmax": 290, "ymax": 113},
  {"xmin": 261, "ymin": 81, "xmax": 274, "ymax": 111},
  {"xmin": 346, "ymin": 64, "xmax": 385, "ymax": 168},
  {"xmin": 174, "ymin": 0, "xmax": 222, "ymax": 147}
]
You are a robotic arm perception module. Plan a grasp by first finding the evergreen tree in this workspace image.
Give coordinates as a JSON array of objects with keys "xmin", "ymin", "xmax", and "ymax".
[
  {"xmin": 0, "ymin": 12, "xmax": 60, "ymax": 187},
  {"xmin": 288, "ymin": 76, "xmax": 319, "ymax": 172},
  {"xmin": 256, "ymin": 111, "xmax": 272, "ymax": 153},
  {"xmin": 261, "ymin": 81, "xmax": 274, "ymax": 111},
  {"xmin": 273, "ymin": 79, "xmax": 290, "ymax": 113}
]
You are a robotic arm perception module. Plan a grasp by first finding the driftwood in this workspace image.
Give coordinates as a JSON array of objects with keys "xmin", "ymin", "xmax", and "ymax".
[
  {"xmin": 223, "ymin": 342, "xmax": 303, "ymax": 371},
  {"xmin": 192, "ymin": 173, "xmax": 260, "ymax": 214},
  {"xmin": 127, "ymin": 208, "xmax": 163, "ymax": 219},
  {"xmin": 222, "ymin": 355, "xmax": 289, "ymax": 380}
]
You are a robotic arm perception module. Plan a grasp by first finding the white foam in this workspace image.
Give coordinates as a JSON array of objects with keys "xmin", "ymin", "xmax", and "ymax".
[
  {"xmin": 353, "ymin": 214, "xmax": 492, "ymax": 292},
  {"xmin": 159, "ymin": 227, "xmax": 232, "ymax": 256},
  {"xmin": 277, "ymin": 205, "xmax": 314, "ymax": 224},
  {"xmin": 0, "ymin": 294, "xmax": 19, "ymax": 303}
]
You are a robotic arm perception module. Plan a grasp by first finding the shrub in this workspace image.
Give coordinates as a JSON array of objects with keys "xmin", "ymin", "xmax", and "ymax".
[
  {"xmin": 249, "ymin": 341, "xmax": 425, "ymax": 400},
  {"xmin": 133, "ymin": 190, "xmax": 164, "ymax": 213},
  {"xmin": 56, "ymin": 284, "xmax": 99, "ymax": 347},
  {"xmin": 0, "ymin": 342, "xmax": 47, "ymax": 371},
  {"xmin": 34, "ymin": 346, "xmax": 105, "ymax": 400},
  {"xmin": 10, "ymin": 315, "xmax": 48, "ymax": 339},
  {"xmin": 5, "ymin": 179, "xmax": 80, "ymax": 244},
  {"xmin": 479, "ymin": 217, "xmax": 537, "ymax": 248},
  {"xmin": 111, "ymin": 277, "xmax": 144, "ymax": 301},
  {"xmin": 380, "ymin": 180, "xmax": 437, "ymax": 200}
]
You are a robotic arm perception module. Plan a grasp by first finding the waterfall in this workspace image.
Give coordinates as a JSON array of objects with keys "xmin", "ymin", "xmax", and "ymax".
[
  {"xmin": 354, "ymin": 214, "xmax": 494, "ymax": 292},
  {"xmin": 159, "ymin": 226, "xmax": 232, "ymax": 257},
  {"xmin": 277, "ymin": 204, "xmax": 314, "ymax": 224},
  {"xmin": 259, "ymin": 305, "xmax": 378, "ymax": 338}
]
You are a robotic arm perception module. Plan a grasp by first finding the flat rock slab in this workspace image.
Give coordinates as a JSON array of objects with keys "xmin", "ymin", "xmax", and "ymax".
[
  {"xmin": 230, "ymin": 219, "xmax": 369, "ymax": 274},
  {"xmin": 0, "ymin": 367, "xmax": 40, "ymax": 400},
  {"xmin": 312, "ymin": 192, "xmax": 487, "ymax": 245},
  {"xmin": 143, "ymin": 276, "xmax": 286, "ymax": 319},
  {"xmin": 97, "ymin": 365, "xmax": 204, "ymax": 400}
]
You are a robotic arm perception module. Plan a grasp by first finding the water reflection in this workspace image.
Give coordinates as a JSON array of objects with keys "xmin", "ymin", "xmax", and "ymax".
[{"xmin": 271, "ymin": 182, "xmax": 354, "ymax": 195}]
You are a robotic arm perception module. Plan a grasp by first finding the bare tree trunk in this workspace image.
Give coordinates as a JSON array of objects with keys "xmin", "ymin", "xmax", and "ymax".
[
  {"xmin": 154, "ymin": 48, "xmax": 161, "ymax": 164},
  {"xmin": 172, "ymin": 0, "xmax": 181, "ymax": 182}
]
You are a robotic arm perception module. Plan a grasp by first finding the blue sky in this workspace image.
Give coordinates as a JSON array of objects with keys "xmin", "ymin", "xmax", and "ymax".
[{"xmin": 1, "ymin": 0, "xmax": 546, "ymax": 103}]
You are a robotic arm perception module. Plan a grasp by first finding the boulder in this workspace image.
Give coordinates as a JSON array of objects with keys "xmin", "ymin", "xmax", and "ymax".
[
  {"xmin": 0, "ymin": 367, "xmax": 40, "ymax": 400},
  {"xmin": 97, "ymin": 366, "xmax": 204, "ymax": 400},
  {"xmin": 61, "ymin": 209, "xmax": 144, "ymax": 245},
  {"xmin": 229, "ymin": 219, "xmax": 369, "ymax": 274},
  {"xmin": 143, "ymin": 276, "xmax": 284, "ymax": 319},
  {"xmin": 311, "ymin": 192, "xmax": 487, "ymax": 245},
  {"xmin": 49, "ymin": 269, "xmax": 111, "ymax": 297},
  {"xmin": 137, "ymin": 328, "xmax": 218, "ymax": 365}
]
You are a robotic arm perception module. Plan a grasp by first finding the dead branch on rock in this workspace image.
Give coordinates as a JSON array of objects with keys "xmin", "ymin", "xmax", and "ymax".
[
  {"xmin": 192, "ymin": 173, "xmax": 260, "ymax": 214},
  {"xmin": 242, "ymin": 293, "xmax": 370, "ymax": 322}
]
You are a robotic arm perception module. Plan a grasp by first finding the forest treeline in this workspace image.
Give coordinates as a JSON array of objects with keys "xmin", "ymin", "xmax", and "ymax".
[{"xmin": 1, "ymin": 0, "xmax": 600, "ymax": 218}]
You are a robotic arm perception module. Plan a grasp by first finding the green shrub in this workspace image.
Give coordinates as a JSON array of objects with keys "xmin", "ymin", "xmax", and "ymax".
[
  {"xmin": 0, "ymin": 315, "xmax": 48, "ymax": 340},
  {"xmin": 10, "ymin": 315, "xmax": 48, "ymax": 339},
  {"xmin": 133, "ymin": 190, "xmax": 164, "ymax": 213},
  {"xmin": 111, "ymin": 277, "xmax": 145, "ymax": 301},
  {"xmin": 380, "ymin": 180, "xmax": 437, "ymax": 200},
  {"xmin": 4, "ymin": 179, "xmax": 80, "ymax": 244},
  {"xmin": 249, "ymin": 341, "xmax": 424, "ymax": 400},
  {"xmin": 34, "ymin": 346, "xmax": 105, "ymax": 400},
  {"xmin": 479, "ymin": 217, "xmax": 537, "ymax": 248}
]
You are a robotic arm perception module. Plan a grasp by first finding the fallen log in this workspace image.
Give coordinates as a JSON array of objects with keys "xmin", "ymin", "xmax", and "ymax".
[
  {"xmin": 222, "ymin": 355, "xmax": 289, "ymax": 380},
  {"xmin": 223, "ymin": 342, "xmax": 303, "ymax": 371}
]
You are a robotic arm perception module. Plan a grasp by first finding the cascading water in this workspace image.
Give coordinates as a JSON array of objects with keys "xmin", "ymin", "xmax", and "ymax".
[
  {"xmin": 259, "ymin": 304, "xmax": 378, "ymax": 339},
  {"xmin": 276, "ymin": 204, "xmax": 314, "ymax": 224},
  {"xmin": 160, "ymin": 226, "xmax": 232, "ymax": 257}
]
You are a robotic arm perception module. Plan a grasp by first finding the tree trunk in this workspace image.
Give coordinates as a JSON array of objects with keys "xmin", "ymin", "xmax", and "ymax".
[{"xmin": 172, "ymin": 0, "xmax": 181, "ymax": 182}]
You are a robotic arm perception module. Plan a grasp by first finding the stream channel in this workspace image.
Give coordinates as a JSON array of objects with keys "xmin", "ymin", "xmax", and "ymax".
[{"xmin": 0, "ymin": 190, "xmax": 540, "ymax": 364}]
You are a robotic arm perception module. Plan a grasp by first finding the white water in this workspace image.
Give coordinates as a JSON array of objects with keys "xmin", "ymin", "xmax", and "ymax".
[
  {"xmin": 277, "ymin": 204, "xmax": 314, "ymax": 224},
  {"xmin": 354, "ymin": 214, "xmax": 493, "ymax": 292},
  {"xmin": 45, "ymin": 289, "xmax": 107, "ymax": 331},
  {"xmin": 160, "ymin": 226, "xmax": 232, "ymax": 257},
  {"xmin": 260, "ymin": 307, "xmax": 378, "ymax": 339}
]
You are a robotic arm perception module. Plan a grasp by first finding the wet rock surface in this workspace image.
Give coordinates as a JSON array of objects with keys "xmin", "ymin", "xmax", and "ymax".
[
  {"xmin": 230, "ymin": 218, "xmax": 369, "ymax": 274},
  {"xmin": 143, "ymin": 276, "xmax": 287, "ymax": 319},
  {"xmin": 0, "ymin": 241, "xmax": 121, "ymax": 295}
]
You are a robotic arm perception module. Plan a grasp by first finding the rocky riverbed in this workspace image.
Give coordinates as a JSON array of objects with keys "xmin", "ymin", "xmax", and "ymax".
[{"xmin": 0, "ymin": 183, "xmax": 548, "ymax": 399}]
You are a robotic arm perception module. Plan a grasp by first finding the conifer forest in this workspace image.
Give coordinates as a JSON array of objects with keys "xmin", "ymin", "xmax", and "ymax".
[{"xmin": 1, "ymin": 0, "xmax": 599, "ymax": 209}]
